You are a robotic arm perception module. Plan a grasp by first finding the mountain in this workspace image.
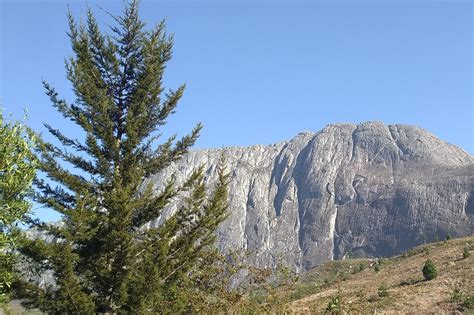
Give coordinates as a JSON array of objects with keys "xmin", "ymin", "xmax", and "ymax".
[{"xmin": 145, "ymin": 121, "xmax": 474, "ymax": 272}]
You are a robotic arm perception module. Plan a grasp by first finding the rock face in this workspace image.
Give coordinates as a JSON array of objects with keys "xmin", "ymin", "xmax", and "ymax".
[{"xmin": 145, "ymin": 121, "xmax": 474, "ymax": 272}]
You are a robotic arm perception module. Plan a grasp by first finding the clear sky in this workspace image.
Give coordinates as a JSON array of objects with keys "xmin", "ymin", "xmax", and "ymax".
[{"xmin": 1, "ymin": 0, "xmax": 472, "ymax": 221}]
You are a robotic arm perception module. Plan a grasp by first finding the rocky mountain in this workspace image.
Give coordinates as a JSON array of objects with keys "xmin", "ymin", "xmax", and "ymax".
[{"xmin": 144, "ymin": 121, "xmax": 474, "ymax": 272}]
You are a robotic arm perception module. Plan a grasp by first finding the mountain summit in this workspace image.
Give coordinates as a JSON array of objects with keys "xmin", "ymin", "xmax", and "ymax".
[{"xmin": 145, "ymin": 121, "xmax": 473, "ymax": 271}]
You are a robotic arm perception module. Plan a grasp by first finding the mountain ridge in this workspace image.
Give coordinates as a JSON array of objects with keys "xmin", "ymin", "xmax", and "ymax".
[
  {"xmin": 146, "ymin": 121, "xmax": 474, "ymax": 272},
  {"xmin": 190, "ymin": 121, "xmax": 472, "ymax": 159}
]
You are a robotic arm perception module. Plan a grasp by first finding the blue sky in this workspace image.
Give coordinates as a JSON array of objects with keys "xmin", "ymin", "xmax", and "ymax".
[{"xmin": 1, "ymin": 0, "xmax": 472, "ymax": 221}]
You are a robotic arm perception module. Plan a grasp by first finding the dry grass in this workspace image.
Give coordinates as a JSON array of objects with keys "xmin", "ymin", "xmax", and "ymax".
[{"xmin": 289, "ymin": 236, "xmax": 474, "ymax": 314}]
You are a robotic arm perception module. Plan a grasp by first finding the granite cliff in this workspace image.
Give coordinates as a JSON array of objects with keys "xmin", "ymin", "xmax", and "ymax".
[{"xmin": 144, "ymin": 121, "xmax": 474, "ymax": 272}]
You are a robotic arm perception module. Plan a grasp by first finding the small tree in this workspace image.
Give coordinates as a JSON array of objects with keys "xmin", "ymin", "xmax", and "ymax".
[
  {"xmin": 16, "ymin": 1, "xmax": 230, "ymax": 313},
  {"xmin": 0, "ymin": 110, "xmax": 37, "ymax": 305},
  {"xmin": 422, "ymin": 259, "xmax": 438, "ymax": 281}
]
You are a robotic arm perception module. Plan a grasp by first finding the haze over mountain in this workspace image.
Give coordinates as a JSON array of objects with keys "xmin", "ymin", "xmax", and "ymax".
[{"xmin": 146, "ymin": 121, "xmax": 474, "ymax": 271}]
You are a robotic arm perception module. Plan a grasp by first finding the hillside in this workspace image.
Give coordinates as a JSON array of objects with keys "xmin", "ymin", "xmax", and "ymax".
[
  {"xmin": 5, "ymin": 237, "xmax": 474, "ymax": 314},
  {"xmin": 286, "ymin": 236, "xmax": 474, "ymax": 313}
]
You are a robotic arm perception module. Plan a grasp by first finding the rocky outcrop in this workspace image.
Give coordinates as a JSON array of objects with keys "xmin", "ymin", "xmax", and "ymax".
[{"xmin": 145, "ymin": 121, "xmax": 474, "ymax": 272}]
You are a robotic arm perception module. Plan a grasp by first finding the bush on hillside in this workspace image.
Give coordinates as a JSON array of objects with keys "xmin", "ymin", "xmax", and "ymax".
[
  {"xmin": 422, "ymin": 259, "xmax": 438, "ymax": 281},
  {"xmin": 378, "ymin": 283, "xmax": 389, "ymax": 297},
  {"xmin": 462, "ymin": 295, "xmax": 474, "ymax": 310},
  {"xmin": 463, "ymin": 247, "xmax": 470, "ymax": 259}
]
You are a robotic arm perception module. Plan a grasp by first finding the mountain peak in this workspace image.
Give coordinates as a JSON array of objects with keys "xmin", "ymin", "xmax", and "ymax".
[{"xmin": 147, "ymin": 122, "xmax": 473, "ymax": 272}]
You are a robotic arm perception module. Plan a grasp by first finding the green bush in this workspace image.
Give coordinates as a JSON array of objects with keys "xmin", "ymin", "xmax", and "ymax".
[
  {"xmin": 325, "ymin": 294, "xmax": 343, "ymax": 313},
  {"xmin": 422, "ymin": 259, "xmax": 438, "ymax": 281},
  {"xmin": 462, "ymin": 295, "xmax": 474, "ymax": 310},
  {"xmin": 352, "ymin": 262, "xmax": 367, "ymax": 274},
  {"xmin": 374, "ymin": 264, "xmax": 381, "ymax": 273},
  {"xmin": 378, "ymin": 284, "xmax": 389, "ymax": 297},
  {"xmin": 451, "ymin": 288, "xmax": 474, "ymax": 311}
]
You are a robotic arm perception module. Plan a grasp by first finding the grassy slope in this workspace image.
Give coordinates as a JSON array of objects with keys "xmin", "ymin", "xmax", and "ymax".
[{"xmin": 287, "ymin": 236, "xmax": 474, "ymax": 314}]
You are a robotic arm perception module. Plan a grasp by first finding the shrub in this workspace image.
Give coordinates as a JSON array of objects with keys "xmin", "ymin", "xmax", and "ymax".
[
  {"xmin": 352, "ymin": 262, "xmax": 367, "ymax": 274},
  {"xmin": 378, "ymin": 284, "xmax": 389, "ymax": 297},
  {"xmin": 451, "ymin": 288, "xmax": 474, "ymax": 311},
  {"xmin": 374, "ymin": 264, "xmax": 381, "ymax": 273},
  {"xmin": 422, "ymin": 259, "xmax": 438, "ymax": 281},
  {"xmin": 325, "ymin": 294, "xmax": 343, "ymax": 313},
  {"xmin": 463, "ymin": 247, "xmax": 470, "ymax": 259},
  {"xmin": 462, "ymin": 295, "xmax": 474, "ymax": 310}
]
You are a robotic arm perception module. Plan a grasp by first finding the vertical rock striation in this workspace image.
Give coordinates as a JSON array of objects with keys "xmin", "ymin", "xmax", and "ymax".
[{"xmin": 147, "ymin": 121, "xmax": 474, "ymax": 271}]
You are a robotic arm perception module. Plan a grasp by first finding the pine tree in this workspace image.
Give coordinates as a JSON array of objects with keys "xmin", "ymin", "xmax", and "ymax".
[
  {"xmin": 422, "ymin": 259, "xmax": 438, "ymax": 281},
  {"xmin": 16, "ymin": 1, "xmax": 229, "ymax": 313}
]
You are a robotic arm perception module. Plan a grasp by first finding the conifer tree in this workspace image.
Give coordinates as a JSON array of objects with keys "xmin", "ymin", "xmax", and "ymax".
[
  {"xmin": 16, "ymin": 1, "xmax": 229, "ymax": 313},
  {"xmin": 422, "ymin": 259, "xmax": 438, "ymax": 281}
]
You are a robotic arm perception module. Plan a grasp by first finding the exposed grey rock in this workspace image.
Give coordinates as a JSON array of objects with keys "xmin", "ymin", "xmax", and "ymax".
[{"xmin": 147, "ymin": 121, "xmax": 474, "ymax": 272}]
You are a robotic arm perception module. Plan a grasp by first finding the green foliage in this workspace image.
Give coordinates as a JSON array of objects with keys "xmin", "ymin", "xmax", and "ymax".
[
  {"xmin": 325, "ymin": 292, "xmax": 345, "ymax": 314},
  {"xmin": 463, "ymin": 246, "xmax": 470, "ymax": 259},
  {"xmin": 0, "ymin": 110, "xmax": 37, "ymax": 305},
  {"xmin": 15, "ymin": 1, "xmax": 231, "ymax": 313},
  {"xmin": 378, "ymin": 283, "xmax": 389, "ymax": 297},
  {"xmin": 352, "ymin": 261, "xmax": 367, "ymax": 274},
  {"xmin": 422, "ymin": 259, "xmax": 438, "ymax": 281},
  {"xmin": 374, "ymin": 264, "xmax": 381, "ymax": 273},
  {"xmin": 451, "ymin": 287, "xmax": 474, "ymax": 311},
  {"xmin": 462, "ymin": 295, "xmax": 474, "ymax": 310}
]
